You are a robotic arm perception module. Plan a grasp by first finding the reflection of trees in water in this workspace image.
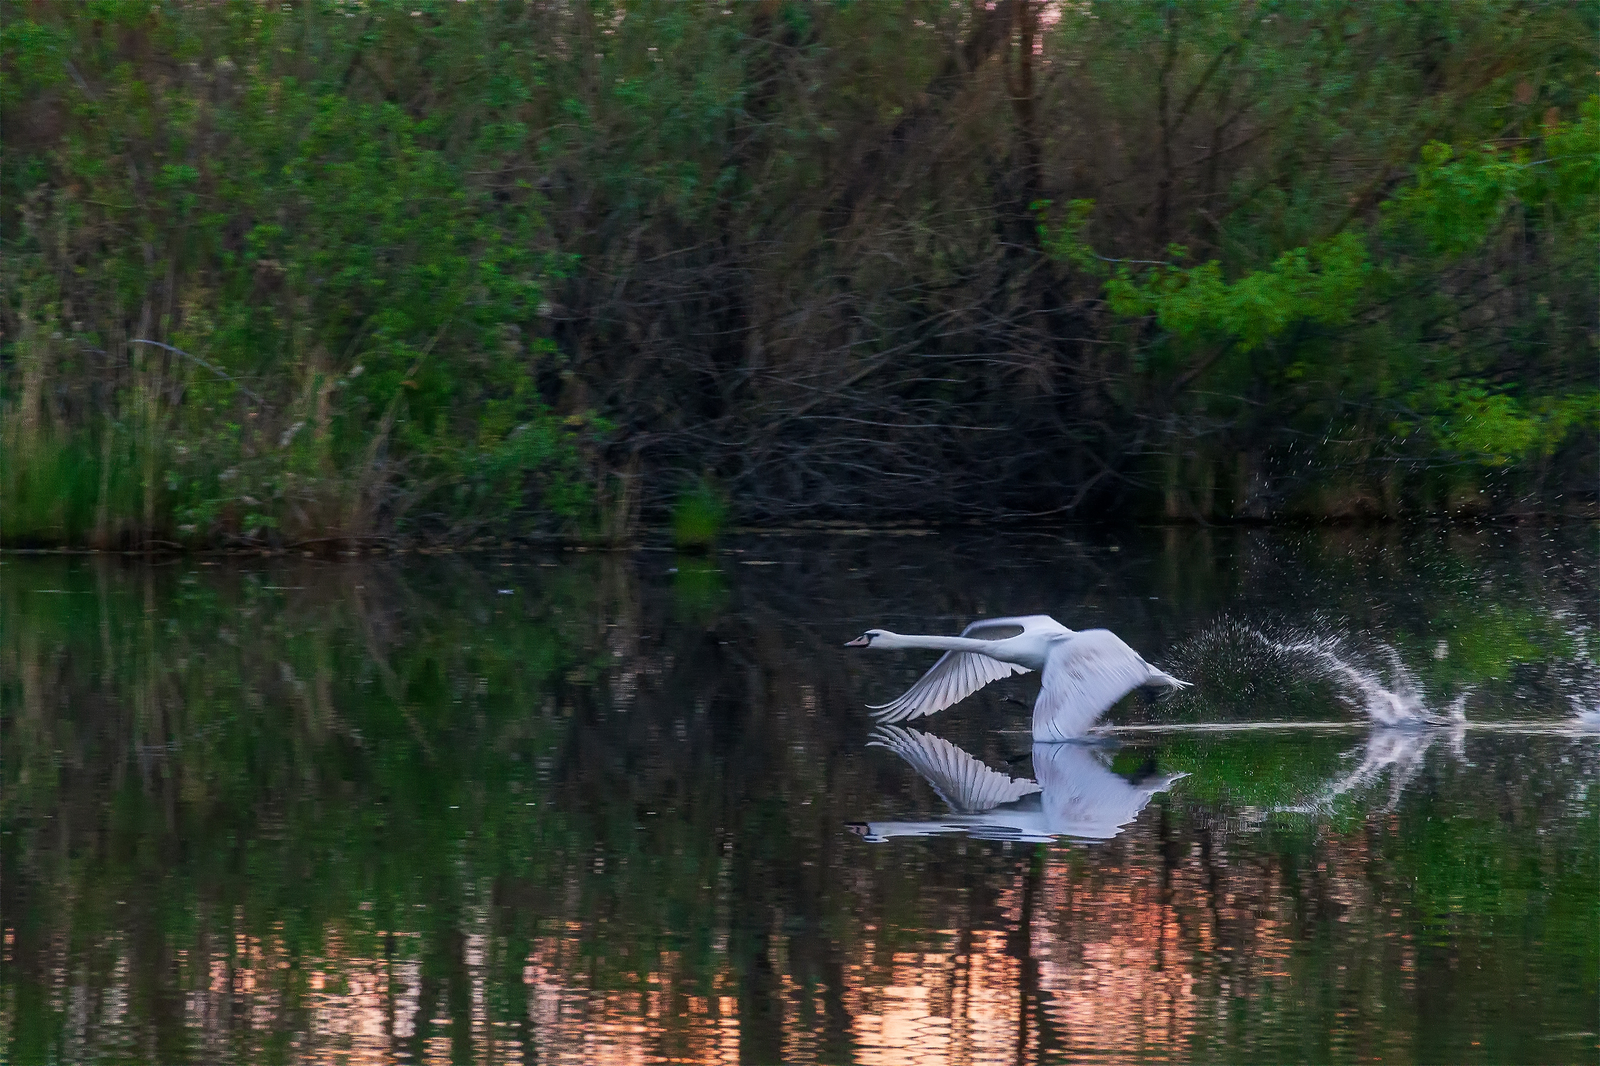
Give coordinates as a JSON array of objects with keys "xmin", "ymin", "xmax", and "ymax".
[{"xmin": 3, "ymin": 529, "xmax": 1596, "ymax": 1063}]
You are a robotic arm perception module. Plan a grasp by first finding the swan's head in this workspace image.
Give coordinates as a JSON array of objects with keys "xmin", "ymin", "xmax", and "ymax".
[{"xmin": 845, "ymin": 629, "xmax": 892, "ymax": 648}]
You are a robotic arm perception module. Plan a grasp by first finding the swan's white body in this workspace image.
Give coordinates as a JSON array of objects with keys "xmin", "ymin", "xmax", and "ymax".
[
  {"xmin": 850, "ymin": 726, "xmax": 1185, "ymax": 843},
  {"xmin": 848, "ymin": 615, "xmax": 1190, "ymax": 741}
]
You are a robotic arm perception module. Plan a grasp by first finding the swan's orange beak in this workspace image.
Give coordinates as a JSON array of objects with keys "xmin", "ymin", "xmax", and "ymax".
[{"xmin": 844, "ymin": 634, "xmax": 871, "ymax": 647}]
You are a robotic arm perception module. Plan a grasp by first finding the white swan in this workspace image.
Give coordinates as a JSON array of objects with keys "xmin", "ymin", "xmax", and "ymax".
[
  {"xmin": 849, "ymin": 726, "xmax": 1185, "ymax": 842},
  {"xmin": 846, "ymin": 615, "xmax": 1191, "ymax": 741}
]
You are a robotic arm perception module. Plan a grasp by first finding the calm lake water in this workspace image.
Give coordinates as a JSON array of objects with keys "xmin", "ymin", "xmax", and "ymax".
[{"xmin": 3, "ymin": 527, "xmax": 1597, "ymax": 1065}]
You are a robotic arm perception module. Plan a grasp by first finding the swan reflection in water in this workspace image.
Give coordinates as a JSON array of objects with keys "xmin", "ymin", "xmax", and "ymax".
[{"xmin": 849, "ymin": 726, "xmax": 1185, "ymax": 844}]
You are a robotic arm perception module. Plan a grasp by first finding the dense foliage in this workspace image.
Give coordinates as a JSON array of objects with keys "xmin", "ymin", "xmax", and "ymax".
[{"xmin": 2, "ymin": 1, "xmax": 1595, "ymax": 545}]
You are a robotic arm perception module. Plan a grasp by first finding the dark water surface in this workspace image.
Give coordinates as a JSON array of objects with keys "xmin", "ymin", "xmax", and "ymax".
[{"xmin": 3, "ymin": 527, "xmax": 1597, "ymax": 1065}]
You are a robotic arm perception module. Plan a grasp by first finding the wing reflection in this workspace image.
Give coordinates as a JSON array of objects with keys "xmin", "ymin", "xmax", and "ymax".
[
  {"xmin": 851, "ymin": 726, "xmax": 1184, "ymax": 843},
  {"xmin": 865, "ymin": 726, "xmax": 1042, "ymax": 812}
]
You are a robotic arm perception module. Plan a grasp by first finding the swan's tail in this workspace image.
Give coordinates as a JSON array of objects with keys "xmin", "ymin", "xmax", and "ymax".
[{"xmin": 1151, "ymin": 669, "xmax": 1193, "ymax": 691}]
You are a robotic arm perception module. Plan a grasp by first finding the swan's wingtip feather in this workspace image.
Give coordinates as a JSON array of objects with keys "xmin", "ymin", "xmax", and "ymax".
[{"xmin": 870, "ymin": 701, "xmax": 929, "ymax": 723}]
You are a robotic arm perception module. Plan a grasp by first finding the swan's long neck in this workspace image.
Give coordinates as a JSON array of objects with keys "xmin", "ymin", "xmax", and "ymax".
[{"xmin": 874, "ymin": 632, "xmax": 999, "ymax": 655}]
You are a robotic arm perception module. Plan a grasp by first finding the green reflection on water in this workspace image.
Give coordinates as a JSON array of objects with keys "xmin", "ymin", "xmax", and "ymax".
[{"xmin": 2, "ymin": 530, "xmax": 1596, "ymax": 1064}]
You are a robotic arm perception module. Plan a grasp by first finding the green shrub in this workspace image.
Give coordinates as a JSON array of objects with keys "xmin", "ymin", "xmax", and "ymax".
[{"xmin": 671, "ymin": 479, "xmax": 727, "ymax": 551}]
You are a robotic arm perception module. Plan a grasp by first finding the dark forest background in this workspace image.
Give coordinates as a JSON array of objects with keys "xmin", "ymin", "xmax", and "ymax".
[{"xmin": 2, "ymin": 0, "xmax": 1596, "ymax": 547}]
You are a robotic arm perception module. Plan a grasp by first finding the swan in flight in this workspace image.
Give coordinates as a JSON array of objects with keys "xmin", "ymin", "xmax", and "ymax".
[
  {"xmin": 849, "ymin": 726, "xmax": 1185, "ymax": 843},
  {"xmin": 846, "ymin": 615, "xmax": 1191, "ymax": 741}
]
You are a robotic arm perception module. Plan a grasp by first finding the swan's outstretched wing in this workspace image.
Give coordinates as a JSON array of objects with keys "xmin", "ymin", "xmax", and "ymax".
[
  {"xmin": 1033, "ymin": 629, "xmax": 1158, "ymax": 740},
  {"xmin": 869, "ymin": 726, "xmax": 1041, "ymax": 812},
  {"xmin": 868, "ymin": 616, "xmax": 1048, "ymax": 723}
]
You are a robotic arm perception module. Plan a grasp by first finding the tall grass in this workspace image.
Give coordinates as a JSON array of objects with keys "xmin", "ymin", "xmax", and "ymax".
[
  {"xmin": 0, "ymin": 394, "xmax": 603, "ymax": 550},
  {"xmin": 671, "ymin": 479, "xmax": 728, "ymax": 552},
  {"xmin": 2, "ymin": 422, "xmax": 150, "ymax": 548}
]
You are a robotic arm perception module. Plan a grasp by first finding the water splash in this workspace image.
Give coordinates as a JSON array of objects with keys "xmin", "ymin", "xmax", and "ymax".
[
  {"xmin": 1567, "ymin": 694, "xmax": 1600, "ymax": 733},
  {"xmin": 1215, "ymin": 629, "xmax": 1479, "ymax": 811},
  {"xmin": 1159, "ymin": 616, "xmax": 1332, "ymax": 719},
  {"xmin": 1264, "ymin": 633, "xmax": 1469, "ymax": 728},
  {"xmin": 1558, "ymin": 637, "xmax": 1600, "ymax": 732}
]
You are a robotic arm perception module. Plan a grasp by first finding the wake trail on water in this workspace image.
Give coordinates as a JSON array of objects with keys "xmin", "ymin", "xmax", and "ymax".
[
  {"xmin": 1143, "ymin": 618, "xmax": 1597, "ymax": 816},
  {"xmin": 1198, "ymin": 626, "xmax": 1473, "ymax": 810}
]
